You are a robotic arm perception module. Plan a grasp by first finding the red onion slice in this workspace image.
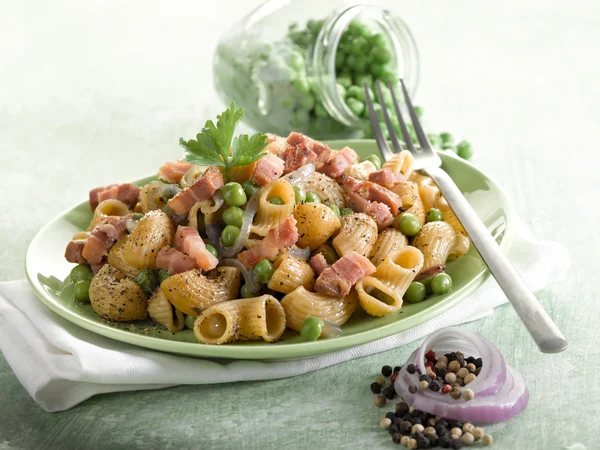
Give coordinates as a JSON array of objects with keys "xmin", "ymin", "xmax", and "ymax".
[
  {"xmin": 219, "ymin": 258, "xmax": 261, "ymax": 293},
  {"xmin": 394, "ymin": 327, "xmax": 528, "ymax": 423}
]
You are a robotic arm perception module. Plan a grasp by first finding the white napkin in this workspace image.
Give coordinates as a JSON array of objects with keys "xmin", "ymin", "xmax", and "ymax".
[{"xmin": 0, "ymin": 221, "xmax": 569, "ymax": 412}]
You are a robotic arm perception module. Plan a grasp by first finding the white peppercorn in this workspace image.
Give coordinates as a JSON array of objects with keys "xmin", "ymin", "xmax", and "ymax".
[
  {"xmin": 461, "ymin": 432, "xmax": 475, "ymax": 446},
  {"xmin": 483, "ymin": 434, "xmax": 493, "ymax": 446}
]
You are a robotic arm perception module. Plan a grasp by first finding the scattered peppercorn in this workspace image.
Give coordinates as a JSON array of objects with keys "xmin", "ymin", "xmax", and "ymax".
[
  {"xmin": 383, "ymin": 386, "xmax": 395, "ymax": 399},
  {"xmin": 419, "ymin": 380, "xmax": 429, "ymax": 390},
  {"xmin": 438, "ymin": 435, "xmax": 451, "ymax": 448},
  {"xmin": 412, "ymin": 424, "xmax": 425, "ymax": 434},
  {"xmin": 451, "ymin": 427, "xmax": 463, "ymax": 438},
  {"xmin": 464, "ymin": 373, "xmax": 476, "ymax": 385},
  {"xmin": 393, "ymin": 365, "xmax": 402, "ymax": 373},
  {"xmin": 448, "ymin": 360, "xmax": 461, "ymax": 373},
  {"xmin": 370, "ymin": 382, "xmax": 381, "ymax": 394},
  {"xmin": 392, "ymin": 433, "xmax": 402, "ymax": 444},
  {"xmin": 374, "ymin": 394, "xmax": 386, "ymax": 408},
  {"xmin": 441, "ymin": 384, "xmax": 452, "ymax": 395},
  {"xmin": 400, "ymin": 435, "xmax": 410, "ymax": 446},
  {"xmin": 409, "ymin": 384, "xmax": 418, "ymax": 394},
  {"xmin": 399, "ymin": 420, "xmax": 413, "ymax": 434},
  {"xmin": 451, "ymin": 438, "xmax": 464, "ymax": 449},
  {"xmin": 450, "ymin": 386, "xmax": 462, "ymax": 400},
  {"xmin": 408, "ymin": 438, "xmax": 418, "ymax": 449},
  {"xmin": 380, "ymin": 417, "xmax": 392, "ymax": 429},
  {"xmin": 444, "ymin": 372, "xmax": 457, "ymax": 384},
  {"xmin": 461, "ymin": 432, "xmax": 474, "ymax": 446},
  {"xmin": 429, "ymin": 380, "xmax": 442, "ymax": 392},
  {"xmin": 472, "ymin": 427, "xmax": 485, "ymax": 441},
  {"xmin": 466, "ymin": 363, "xmax": 476, "ymax": 373},
  {"xmin": 407, "ymin": 363, "xmax": 416, "ymax": 374},
  {"xmin": 381, "ymin": 365, "xmax": 393, "ymax": 377},
  {"xmin": 376, "ymin": 376, "xmax": 386, "ymax": 385},
  {"xmin": 456, "ymin": 367, "xmax": 469, "ymax": 379},
  {"xmin": 396, "ymin": 402, "xmax": 409, "ymax": 414},
  {"xmin": 419, "ymin": 374, "xmax": 432, "ymax": 383},
  {"xmin": 462, "ymin": 389, "xmax": 475, "ymax": 401},
  {"xmin": 483, "ymin": 435, "xmax": 493, "ymax": 446},
  {"xmin": 462, "ymin": 423, "xmax": 474, "ymax": 434}
]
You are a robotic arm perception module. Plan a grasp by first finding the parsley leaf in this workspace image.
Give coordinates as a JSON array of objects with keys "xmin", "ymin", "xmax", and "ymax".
[{"xmin": 180, "ymin": 102, "xmax": 268, "ymax": 181}]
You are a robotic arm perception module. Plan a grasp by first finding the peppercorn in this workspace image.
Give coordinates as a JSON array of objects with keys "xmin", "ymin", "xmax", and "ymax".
[
  {"xmin": 396, "ymin": 402, "xmax": 409, "ymax": 414},
  {"xmin": 428, "ymin": 434, "xmax": 439, "ymax": 446},
  {"xmin": 456, "ymin": 367, "xmax": 469, "ymax": 379},
  {"xmin": 462, "ymin": 423, "xmax": 474, "ymax": 434},
  {"xmin": 435, "ymin": 425, "xmax": 447, "ymax": 436},
  {"xmin": 409, "ymin": 405, "xmax": 416, "ymax": 414},
  {"xmin": 419, "ymin": 374, "xmax": 431, "ymax": 382},
  {"xmin": 472, "ymin": 427, "xmax": 484, "ymax": 440},
  {"xmin": 394, "ymin": 365, "xmax": 402, "ymax": 373},
  {"xmin": 412, "ymin": 424, "xmax": 425, "ymax": 434},
  {"xmin": 456, "ymin": 377, "xmax": 465, "ymax": 386},
  {"xmin": 408, "ymin": 438, "xmax": 418, "ymax": 450},
  {"xmin": 475, "ymin": 368, "xmax": 481, "ymax": 376},
  {"xmin": 374, "ymin": 394, "xmax": 386, "ymax": 408},
  {"xmin": 400, "ymin": 436, "xmax": 410, "ymax": 446},
  {"xmin": 435, "ymin": 367, "xmax": 447, "ymax": 379},
  {"xmin": 426, "ymin": 418, "xmax": 437, "ymax": 427},
  {"xmin": 448, "ymin": 360, "xmax": 461, "ymax": 373},
  {"xmin": 455, "ymin": 355, "xmax": 465, "ymax": 367},
  {"xmin": 474, "ymin": 357, "xmax": 483, "ymax": 368},
  {"xmin": 425, "ymin": 360, "xmax": 435, "ymax": 369},
  {"xmin": 381, "ymin": 365, "xmax": 393, "ymax": 377},
  {"xmin": 419, "ymin": 380, "xmax": 429, "ymax": 390},
  {"xmin": 450, "ymin": 387, "xmax": 462, "ymax": 399},
  {"xmin": 383, "ymin": 386, "xmax": 396, "ymax": 399},
  {"xmin": 434, "ymin": 361, "xmax": 448, "ymax": 371},
  {"xmin": 451, "ymin": 427, "xmax": 463, "ymax": 437},
  {"xmin": 438, "ymin": 435, "xmax": 451, "ymax": 448},
  {"xmin": 451, "ymin": 438, "xmax": 464, "ymax": 449},
  {"xmin": 466, "ymin": 363, "xmax": 476, "ymax": 373},
  {"xmin": 376, "ymin": 376, "xmax": 386, "ymax": 385},
  {"xmin": 392, "ymin": 433, "xmax": 402, "ymax": 444},
  {"xmin": 409, "ymin": 384, "xmax": 418, "ymax": 394},
  {"xmin": 461, "ymin": 432, "xmax": 474, "ymax": 446},
  {"xmin": 441, "ymin": 384, "xmax": 452, "ymax": 395},
  {"xmin": 445, "ymin": 372, "xmax": 457, "ymax": 384},
  {"xmin": 407, "ymin": 364, "xmax": 416, "ymax": 374},
  {"xmin": 385, "ymin": 411, "xmax": 396, "ymax": 420},
  {"xmin": 464, "ymin": 373, "xmax": 477, "ymax": 385},
  {"xmin": 483, "ymin": 435, "xmax": 493, "ymax": 446},
  {"xmin": 462, "ymin": 389, "xmax": 475, "ymax": 401},
  {"xmin": 425, "ymin": 349, "xmax": 436, "ymax": 361},
  {"xmin": 411, "ymin": 408, "xmax": 421, "ymax": 418},
  {"xmin": 465, "ymin": 356, "xmax": 475, "ymax": 364},
  {"xmin": 370, "ymin": 382, "xmax": 381, "ymax": 394},
  {"xmin": 380, "ymin": 417, "xmax": 392, "ymax": 429},
  {"xmin": 399, "ymin": 420, "xmax": 413, "ymax": 434},
  {"xmin": 416, "ymin": 436, "xmax": 430, "ymax": 449},
  {"xmin": 390, "ymin": 372, "xmax": 398, "ymax": 384},
  {"xmin": 437, "ymin": 355, "xmax": 448, "ymax": 364},
  {"xmin": 429, "ymin": 380, "xmax": 442, "ymax": 391},
  {"xmin": 424, "ymin": 426, "xmax": 436, "ymax": 436}
]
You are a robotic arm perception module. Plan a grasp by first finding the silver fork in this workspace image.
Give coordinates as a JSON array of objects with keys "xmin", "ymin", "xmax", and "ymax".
[{"xmin": 365, "ymin": 80, "xmax": 568, "ymax": 353}]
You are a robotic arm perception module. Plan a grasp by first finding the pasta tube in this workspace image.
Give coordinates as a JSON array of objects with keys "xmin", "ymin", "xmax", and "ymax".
[
  {"xmin": 267, "ymin": 250, "xmax": 315, "ymax": 294},
  {"xmin": 147, "ymin": 288, "xmax": 185, "ymax": 332},
  {"xmin": 294, "ymin": 202, "xmax": 341, "ymax": 250},
  {"xmin": 251, "ymin": 180, "xmax": 295, "ymax": 236},
  {"xmin": 382, "ymin": 150, "xmax": 414, "ymax": 178},
  {"xmin": 296, "ymin": 172, "xmax": 346, "ymax": 208},
  {"xmin": 356, "ymin": 246, "xmax": 424, "ymax": 317},
  {"xmin": 89, "ymin": 264, "xmax": 147, "ymax": 321},
  {"xmin": 412, "ymin": 221, "xmax": 469, "ymax": 274},
  {"xmin": 121, "ymin": 210, "xmax": 174, "ymax": 269},
  {"xmin": 87, "ymin": 199, "xmax": 130, "ymax": 231},
  {"xmin": 369, "ymin": 228, "xmax": 408, "ymax": 267},
  {"xmin": 392, "ymin": 181, "xmax": 425, "ymax": 225},
  {"xmin": 332, "ymin": 213, "xmax": 378, "ymax": 257},
  {"xmin": 193, "ymin": 295, "xmax": 286, "ymax": 344}
]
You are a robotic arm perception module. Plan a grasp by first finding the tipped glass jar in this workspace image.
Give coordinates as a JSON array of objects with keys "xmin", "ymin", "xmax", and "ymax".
[{"xmin": 213, "ymin": 0, "xmax": 419, "ymax": 140}]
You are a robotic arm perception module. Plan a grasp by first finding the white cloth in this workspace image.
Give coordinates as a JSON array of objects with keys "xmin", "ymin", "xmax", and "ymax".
[{"xmin": 0, "ymin": 222, "xmax": 570, "ymax": 412}]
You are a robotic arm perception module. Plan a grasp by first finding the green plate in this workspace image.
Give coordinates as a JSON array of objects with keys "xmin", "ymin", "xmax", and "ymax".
[{"xmin": 26, "ymin": 140, "xmax": 515, "ymax": 360}]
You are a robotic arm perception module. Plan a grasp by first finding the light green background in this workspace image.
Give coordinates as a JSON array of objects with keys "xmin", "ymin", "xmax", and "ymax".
[{"xmin": 1, "ymin": 1, "xmax": 598, "ymax": 449}]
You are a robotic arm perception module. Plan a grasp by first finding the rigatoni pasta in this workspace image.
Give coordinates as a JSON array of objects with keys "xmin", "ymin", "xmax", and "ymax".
[
  {"xmin": 121, "ymin": 210, "xmax": 174, "ymax": 269},
  {"xmin": 332, "ymin": 213, "xmax": 378, "ymax": 257},
  {"xmin": 251, "ymin": 179, "xmax": 295, "ymax": 236},
  {"xmin": 412, "ymin": 221, "xmax": 470, "ymax": 274},
  {"xmin": 382, "ymin": 150, "xmax": 414, "ymax": 178},
  {"xmin": 267, "ymin": 251, "xmax": 315, "ymax": 294},
  {"xmin": 294, "ymin": 202, "xmax": 341, "ymax": 250},
  {"xmin": 147, "ymin": 288, "xmax": 185, "ymax": 332},
  {"xmin": 369, "ymin": 228, "xmax": 408, "ymax": 267},
  {"xmin": 89, "ymin": 264, "xmax": 147, "ymax": 321}
]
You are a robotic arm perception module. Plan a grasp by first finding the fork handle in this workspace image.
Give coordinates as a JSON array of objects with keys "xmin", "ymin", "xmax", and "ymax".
[{"xmin": 427, "ymin": 166, "xmax": 568, "ymax": 353}]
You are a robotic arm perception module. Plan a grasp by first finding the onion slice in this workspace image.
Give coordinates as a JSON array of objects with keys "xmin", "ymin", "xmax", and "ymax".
[
  {"xmin": 321, "ymin": 320, "xmax": 342, "ymax": 338},
  {"xmin": 222, "ymin": 190, "xmax": 260, "ymax": 257},
  {"xmin": 394, "ymin": 327, "xmax": 528, "ymax": 423},
  {"xmin": 287, "ymin": 246, "xmax": 311, "ymax": 260},
  {"xmin": 219, "ymin": 258, "xmax": 261, "ymax": 293},
  {"xmin": 206, "ymin": 223, "xmax": 224, "ymax": 255},
  {"xmin": 281, "ymin": 162, "xmax": 316, "ymax": 185}
]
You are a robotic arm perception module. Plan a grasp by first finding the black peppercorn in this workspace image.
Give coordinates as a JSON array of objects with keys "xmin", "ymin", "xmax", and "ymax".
[
  {"xmin": 429, "ymin": 380, "xmax": 442, "ymax": 391},
  {"xmin": 416, "ymin": 436, "xmax": 430, "ymax": 449},
  {"xmin": 466, "ymin": 356, "xmax": 476, "ymax": 365},
  {"xmin": 419, "ymin": 374, "xmax": 431, "ymax": 383},
  {"xmin": 382, "ymin": 365, "xmax": 393, "ymax": 377},
  {"xmin": 451, "ymin": 438, "xmax": 464, "ymax": 449},
  {"xmin": 437, "ymin": 419, "xmax": 448, "ymax": 429},
  {"xmin": 474, "ymin": 357, "xmax": 483, "ymax": 369},
  {"xmin": 407, "ymin": 364, "xmax": 416, "ymax": 374},
  {"xmin": 386, "ymin": 412, "xmax": 396, "ymax": 420},
  {"xmin": 399, "ymin": 421, "xmax": 413, "ymax": 434},
  {"xmin": 394, "ymin": 365, "xmax": 402, "ymax": 373},
  {"xmin": 370, "ymin": 382, "xmax": 381, "ymax": 394},
  {"xmin": 392, "ymin": 433, "xmax": 402, "ymax": 444},
  {"xmin": 408, "ymin": 384, "xmax": 417, "ymax": 394},
  {"xmin": 382, "ymin": 386, "xmax": 393, "ymax": 399},
  {"xmin": 438, "ymin": 435, "xmax": 451, "ymax": 448},
  {"xmin": 411, "ymin": 408, "xmax": 421, "ymax": 417},
  {"xmin": 402, "ymin": 413, "xmax": 413, "ymax": 422},
  {"xmin": 396, "ymin": 402, "xmax": 409, "ymax": 415},
  {"xmin": 436, "ymin": 424, "xmax": 448, "ymax": 436},
  {"xmin": 411, "ymin": 417, "xmax": 422, "ymax": 425}
]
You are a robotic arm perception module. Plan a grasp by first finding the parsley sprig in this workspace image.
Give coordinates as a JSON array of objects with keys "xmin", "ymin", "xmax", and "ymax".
[{"xmin": 180, "ymin": 102, "xmax": 268, "ymax": 181}]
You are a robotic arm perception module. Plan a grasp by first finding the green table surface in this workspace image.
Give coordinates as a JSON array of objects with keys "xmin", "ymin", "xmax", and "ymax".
[{"xmin": 1, "ymin": 1, "xmax": 599, "ymax": 449}]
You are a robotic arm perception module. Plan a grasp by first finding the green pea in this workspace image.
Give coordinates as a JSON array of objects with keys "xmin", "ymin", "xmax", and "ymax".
[
  {"xmin": 421, "ymin": 276, "xmax": 433, "ymax": 294},
  {"xmin": 371, "ymin": 46, "xmax": 391, "ymax": 64},
  {"xmin": 158, "ymin": 269, "xmax": 171, "ymax": 283},
  {"xmin": 365, "ymin": 154, "xmax": 382, "ymax": 170},
  {"xmin": 293, "ymin": 185, "xmax": 306, "ymax": 203},
  {"xmin": 321, "ymin": 250, "xmax": 336, "ymax": 265},
  {"xmin": 414, "ymin": 105, "xmax": 424, "ymax": 118},
  {"xmin": 427, "ymin": 133, "xmax": 442, "ymax": 147},
  {"xmin": 380, "ymin": 69, "xmax": 397, "ymax": 83},
  {"xmin": 456, "ymin": 141, "xmax": 473, "ymax": 160},
  {"xmin": 240, "ymin": 284, "xmax": 255, "ymax": 298},
  {"xmin": 351, "ymin": 36, "xmax": 369, "ymax": 54},
  {"xmin": 441, "ymin": 142, "xmax": 456, "ymax": 151},
  {"xmin": 280, "ymin": 96, "xmax": 294, "ymax": 109},
  {"xmin": 370, "ymin": 63, "xmax": 386, "ymax": 79},
  {"xmin": 254, "ymin": 259, "xmax": 275, "ymax": 284},
  {"xmin": 305, "ymin": 192, "xmax": 321, "ymax": 203},
  {"xmin": 375, "ymin": 83, "xmax": 393, "ymax": 106},
  {"xmin": 205, "ymin": 244, "xmax": 218, "ymax": 258},
  {"xmin": 222, "ymin": 205, "xmax": 244, "ymax": 228},
  {"xmin": 242, "ymin": 180, "xmax": 260, "ymax": 198},
  {"xmin": 351, "ymin": 55, "xmax": 368, "ymax": 73},
  {"xmin": 336, "ymin": 83, "xmax": 347, "ymax": 99},
  {"xmin": 300, "ymin": 316, "xmax": 324, "ymax": 341},
  {"xmin": 70, "ymin": 264, "xmax": 94, "ymax": 283},
  {"xmin": 346, "ymin": 85, "xmax": 362, "ymax": 99},
  {"xmin": 340, "ymin": 207, "xmax": 354, "ymax": 216},
  {"xmin": 336, "ymin": 75, "xmax": 352, "ymax": 89},
  {"xmin": 355, "ymin": 74, "xmax": 373, "ymax": 88},
  {"xmin": 440, "ymin": 132, "xmax": 453, "ymax": 143},
  {"xmin": 329, "ymin": 205, "xmax": 341, "ymax": 216},
  {"xmin": 135, "ymin": 269, "xmax": 158, "ymax": 296},
  {"xmin": 335, "ymin": 51, "xmax": 345, "ymax": 70},
  {"xmin": 299, "ymin": 94, "xmax": 315, "ymax": 110},
  {"xmin": 269, "ymin": 196, "xmax": 285, "ymax": 205},
  {"xmin": 348, "ymin": 20, "xmax": 369, "ymax": 38},
  {"xmin": 73, "ymin": 280, "xmax": 91, "ymax": 302},
  {"xmin": 370, "ymin": 33, "xmax": 386, "ymax": 48},
  {"xmin": 346, "ymin": 98, "xmax": 365, "ymax": 117},
  {"xmin": 221, "ymin": 225, "xmax": 240, "ymax": 248},
  {"xmin": 345, "ymin": 54, "xmax": 356, "ymax": 70},
  {"xmin": 378, "ymin": 122, "xmax": 390, "ymax": 140},
  {"xmin": 397, "ymin": 213, "xmax": 421, "ymax": 237},
  {"xmin": 185, "ymin": 315, "xmax": 196, "ymax": 330},
  {"xmin": 426, "ymin": 208, "xmax": 444, "ymax": 223},
  {"xmin": 404, "ymin": 282, "xmax": 427, "ymax": 303},
  {"xmin": 293, "ymin": 76, "xmax": 311, "ymax": 93},
  {"xmin": 431, "ymin": 273, "xmax": 453, "ymax": 295},
  {"xmin": 288, "ymin": 51, "xmax": 305, "ymax": 71},
  {"xmin": 314, "ymin": 103, "xmax": 328, "ymax": 118},
  {"xmin": 222, "ymin": 182, "xmax": 247, "ymax": 206},
  {"xmin": 132, "ymin": 212, "xmax": 144, "ymax": 221}
]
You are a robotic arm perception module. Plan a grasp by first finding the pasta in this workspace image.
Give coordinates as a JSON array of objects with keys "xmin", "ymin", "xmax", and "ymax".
[
  {"xmin": 89, "ymin": 264, "xmax": 147, "ymax": 321},
  {"xmin": 369, "ymin": 228, "xmax": 408, "ymax": 267},
  {"xmin": 161, "ymin": 266, "xmax": 241, "ymax": 316},
  {"xmin": 121, "ymin": 210, "xmax": 174, "ymax": 269},
  {"xmin": 280, "ymin": 286, "xmax": 358, "ymax": 331},
  {"xmin": 332, "ymin": 213, "xmax": 378, "ymax": 257},
  {"xmin": 356, "ymin": 247, "xmax": 424, "ymax": 316},
  {"xmin": 147, "ymin": 288, "xmax": 185, "ymax": 332},
  {"xmin": 412, "ymin": 221, "xmax": 470, "ymax": 274},
  {"xmin": 193, "ymin": 295, "xmax": 286, "ymax": 344},
  {"xmin": 294, "ymin": 202, "xmax": 341, "ymax": 250},
  {"xmin": 64, "ymin": 127, "xmax": 472, "ymax": 345},
  {"xmin": 251, "ymin": 179, "xmax": 295, "ymax": 236},
  {"xmin": 267, "ymin": 250, "xmax": 315, "ymax": 294}
]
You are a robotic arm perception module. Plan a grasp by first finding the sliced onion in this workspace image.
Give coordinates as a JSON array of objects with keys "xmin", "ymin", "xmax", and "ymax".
[
  {"xmin": 281, "ymin": 162, "xmax": 315, "ymax": 185},
  {"xmin": 206, "ymin": 223, "xmax": 224, "ymax": 255},
  {"xmin": 219, "ymin": 258, "xmax": 261, "ymax": 293},
  {"xmin": 199, "ymin": 191, "xmax": 223, "ymax": 215},
  {"xmin": 125, "ymin": 218, "xmax": 138, "ymax": 233},
  {"xmin": 321, "ymin": 320, "xmax": 342, "ymax": 338},
  {"xmin": 222, "ymin": 189, "xmax": 260, "ymax": 257},
  {"xmin": 394, "ymin": 327, "xmax": 528, "ymax": 423},
  {"xmin": 287, "ymin": 246, "xmax": 311, "ymax": 260}
]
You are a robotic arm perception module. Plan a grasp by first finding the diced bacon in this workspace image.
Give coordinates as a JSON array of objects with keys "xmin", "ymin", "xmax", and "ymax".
[
  {"xmin": 343, "ymin": 176, "xmax": 402, "ymax": 229},
  {"xmin": 314, "ymin": 251, "xmax": 376, "ymax": 297},
  {"xmin": 65, "ymin": 240, "xmax": 87, "ymax": 264},
  {"xmin": 369, "ymin": 168, "xmax": 406, "ymax": 187},
  {"xmin": 89, "ymin": 183, "xmax": 140, "ymax": 211},
  {"xmin": 252, "ymin": 153, "xmax": 285, "ymax": 187},
  {"xmin": 287, "ymin": 132, "xmax": 332, "ymax": 163},
  {"xmin": 319, "ymin": 146, "xmax": 359, "ymax": 179},
  {"xmin": 158, "ymin": 161, "xmax": 193, "ymax": 184},
  {"xmin": 264, "ymin": 134, "xmax": 291, "ymax": 156},
  {"xmin": 90, "ymin": 260, "xmax": 106, "ymax": 274},
  {"xmin": 309, "ymin": 253, "xmax": 329, "ymax": 276},
  {"xmin": 167, "ymin": 165, "xmax": 224, "ymax": 215},
  {"xmin": 156, "ymin": 246, "xmax": 196, "ymax": 275},
  {"xmin": 280, "ymin": 145, "xmax": 317, "ymax": 174},
  {"xmin": 265, "ymin": 133, "xmax": 282, "ymax": 143},
  {"xmin": 175, "ymin": 226, "xmax": 219, "ymax": 271},
  {"xmin": 82, "ymin": 215, "xmax": 132, "ymax": 264},
  {"xmin": 237, "ymin": 217, "xmax": 299, "ymax": 267}
]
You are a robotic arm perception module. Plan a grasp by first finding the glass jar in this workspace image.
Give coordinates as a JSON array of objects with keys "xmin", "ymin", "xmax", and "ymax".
[{"xmin": 213, "ymin": 0, "xmax": 419, "ymax": 140}]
